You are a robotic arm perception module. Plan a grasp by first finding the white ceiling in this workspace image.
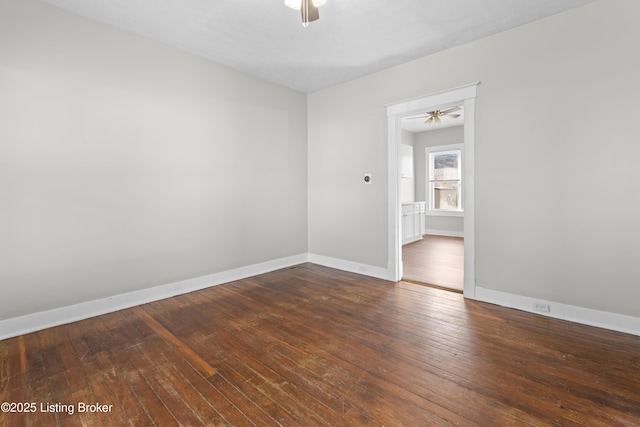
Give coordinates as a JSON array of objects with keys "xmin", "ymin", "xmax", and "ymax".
[{"xmin": 38, "ymin": 0, "xmax": 596, "ymax": 93}]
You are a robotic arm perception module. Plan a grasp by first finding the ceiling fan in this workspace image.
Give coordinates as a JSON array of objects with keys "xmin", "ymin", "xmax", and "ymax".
[
  {"xmin": 408, "ymin": 106, "xmax": 461, "ymax": 125},
  {"xmin": 285, "ymin": 0, "xmax": 327, "ymax": 27}
]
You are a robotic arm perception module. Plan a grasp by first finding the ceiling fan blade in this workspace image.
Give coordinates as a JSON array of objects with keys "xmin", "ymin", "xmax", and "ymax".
[
  {"xmin": 425, "ymin": 117, "xmax": 434, "ymax": 125},
  {"xmin": 434, "ymin": 116, "xmax": 441, "ymax": 125},
  {"xmin": 301, "ymin": 0, "xmax": 319, "ymax": 26},
  {"xmin": 448, "ymin": 114, "xmax": 461, "ymax": 118},
  {"xmin": 441, "ymin": 106, "xmax": 461, "ymax": 114}
]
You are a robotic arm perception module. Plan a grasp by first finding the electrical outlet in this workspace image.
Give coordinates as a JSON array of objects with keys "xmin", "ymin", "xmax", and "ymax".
[{"xmin": 533, "ymin": 302, "xmax": 550, "ymax": 313}]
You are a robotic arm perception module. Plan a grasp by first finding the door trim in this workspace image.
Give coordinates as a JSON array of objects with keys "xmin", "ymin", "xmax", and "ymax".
[{"xmin": 386, "ymin": 82, "xmax": 479, "ymax": 298}]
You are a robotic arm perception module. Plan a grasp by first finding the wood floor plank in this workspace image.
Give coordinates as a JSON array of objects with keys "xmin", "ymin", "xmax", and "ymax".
[
  {"xmin": 118, "ymin": 353, "xmax": 177, "ymax": 426},
  {"xmin": 217, "ymin": 283, "xmax": 534, "ymax": 425},
  {"xmin": 154, "ymin": 348, "xmax": 255, "ymax": 426},
  {"xmin": 200, "ymin": 316, "xmax": 370, "ymax": 426},
  {"xmin": 1, "ymin": 263, "xmax": 640, "ymax": 425},
  {"xmin": 132, "ymin": 306, "xmax": 217, "ymax": 378},
  {"xmin": 402, "ymin": 235, "xmax": 464, "ymax": 291},
  {"xmin": 209, "ymin": 282, "xmax": 498, "ymax": 425},
  {"xmin": 4, "ymin": 337, "xmax": 29, "ymax": 427},
  {"xmin": 0, "ymin": 338, "xmax": 9, "ymax": 427}
]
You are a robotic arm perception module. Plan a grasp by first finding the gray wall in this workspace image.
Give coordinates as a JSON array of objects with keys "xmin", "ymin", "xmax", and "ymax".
[
  {"xmin": 308, "ymin": 0, "xmax": 640, "ymax": 317},
  {"xmin": 3, "ymin": 0, "xmax": 639, "ymax": 325},
  {"xmin": 0, "ymin": 0, "xmax": 308, "ymax": 320},
  {"xmin": 414, "ymin": 126, "xmax": 464, "ymax": 235}
]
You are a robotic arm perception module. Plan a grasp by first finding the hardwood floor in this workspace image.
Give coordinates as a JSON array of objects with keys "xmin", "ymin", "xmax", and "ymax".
[
  {"xmin": 1, "ymin": 263, "xmax": 640, "ymax": 426},
  {"xmin": 403, "ymin": 235, "xmax": 464, "ymax": 291}
]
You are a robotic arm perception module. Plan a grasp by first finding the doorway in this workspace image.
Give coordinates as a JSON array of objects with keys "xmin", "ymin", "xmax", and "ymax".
[
  {"xmin": 399, "ymin": 109, "xmax": 464, "ymax": 291},
  {"xmin": 385, "ymin": 83, "xmax": 479, "ymax": 298}
]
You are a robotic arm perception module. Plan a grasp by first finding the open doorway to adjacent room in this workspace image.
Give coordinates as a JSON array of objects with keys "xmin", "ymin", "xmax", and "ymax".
[
  {"xmin": 399, "ymin": 106, "xmax": 464, "ymax": 292},
  {"xmin": 386, "ymin": 82, "xmax": 478, "ymax": 298}
]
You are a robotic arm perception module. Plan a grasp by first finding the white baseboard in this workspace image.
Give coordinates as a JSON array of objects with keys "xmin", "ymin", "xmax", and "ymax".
[
  {"xmin": 308, "ymin": 253, "xmax": 394, "ymax": 282},
  {"xmin": 7, "ymin": 256, "xmax": 635, "ymax": 342},
  {"xmin": 402, "ymin": 236, "xmax": 422, "ymax": 245},
  {"xmin": 0, "ymin": 253, "xmax": 309, "ymax": 341},
  {"xmin": 424, "ymin": 229, "xmax": 464, "ymax": 238},
  {"xmin": 475, "ymin": 286, "xmax": 640, "ymax": 337}
]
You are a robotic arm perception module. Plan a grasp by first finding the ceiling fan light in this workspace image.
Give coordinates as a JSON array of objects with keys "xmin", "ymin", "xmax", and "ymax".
[
  {"xmin": 285, "ymin": 0, "xmax": 325, "ymax": 10},
  {"xmin": 284, "ymin": 0, "xmax": 301, "ymax": 10}
]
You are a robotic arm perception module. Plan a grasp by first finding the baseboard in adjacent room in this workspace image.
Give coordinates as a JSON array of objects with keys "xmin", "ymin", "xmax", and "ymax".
[{"xmin": 424, "ymin": 230, "xmax": 464, "ymax": 238}]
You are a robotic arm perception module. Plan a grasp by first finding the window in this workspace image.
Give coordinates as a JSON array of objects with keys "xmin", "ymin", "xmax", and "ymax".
[{"xmin": 426, "ymin": 144, "xmax": 463, "ymax": 215}]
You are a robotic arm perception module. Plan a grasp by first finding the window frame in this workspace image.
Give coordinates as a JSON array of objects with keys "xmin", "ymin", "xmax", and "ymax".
[{"xmin": 425, "ymin": 143, "xmax": 464, "ymax": 217}]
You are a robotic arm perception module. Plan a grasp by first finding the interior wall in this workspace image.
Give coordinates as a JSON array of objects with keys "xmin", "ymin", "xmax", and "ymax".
[
  {"xmin": 0, "ymin": 0, "xmax": 308, "ymax": 320},
  {"xmin": 414, "ymin": 126, "xmax": 464, "ymax": 234},
  {"xmin": 308, "ymin": 0, "xmax": 640, "ymax": 318},
  {"xmin": 400, "ymin": 130, "xmax": 415, "ymax": 203}
]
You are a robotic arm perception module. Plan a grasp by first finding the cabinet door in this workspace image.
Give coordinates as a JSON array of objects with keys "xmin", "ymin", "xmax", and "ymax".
[
  {"xmin": 402, "ymin": 212, "xmax": 414, "ymax": 242},
  {"xmin": 402, "ymin": 205, "xmax": 415, "ymax": 243}
]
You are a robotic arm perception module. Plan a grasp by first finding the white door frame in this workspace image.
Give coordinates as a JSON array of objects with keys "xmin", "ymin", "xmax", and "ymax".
[{"xmin": 386, "ymin": 82, "xmax": 479, "ymax": 298}]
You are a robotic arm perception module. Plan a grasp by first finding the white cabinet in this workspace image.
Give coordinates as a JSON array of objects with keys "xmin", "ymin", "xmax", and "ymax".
[
  {"xmin": 402, "ymin": 204, "xmax": 415, "ymax": 243},
  {"xmin": 402, "ymin": 202, "xmax": 425, "ymax": 245}
]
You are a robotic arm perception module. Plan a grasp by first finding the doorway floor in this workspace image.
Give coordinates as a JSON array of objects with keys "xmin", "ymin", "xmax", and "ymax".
[{"xmin": 402, "ymin": 235, "xmax": 463, "ymax": 292}]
